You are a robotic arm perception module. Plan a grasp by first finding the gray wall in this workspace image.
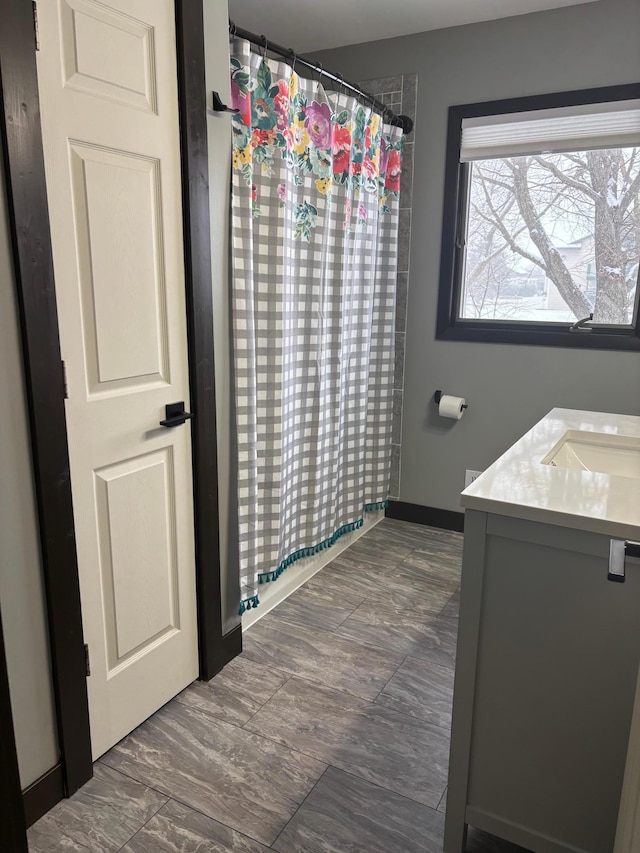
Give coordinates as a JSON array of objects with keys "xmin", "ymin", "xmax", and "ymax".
[
  {"xmin": 0, "ymin": 163, "xmax": 59, "ymax": 787},
  {"xmin": 313, "ymin": 0, "xmax": 640, "ymax": 512}
]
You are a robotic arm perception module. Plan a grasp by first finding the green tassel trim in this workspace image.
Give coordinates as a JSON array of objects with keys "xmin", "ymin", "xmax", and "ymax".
[
  {"xmin": 255, "ymin": 499, "xmax": 389, "ymax": 590},
  {"xmin": 363, "ymin": 499, "xmax": 389, "ymax": 512},
  {"xmin": 238, "ymin": 593, "xmax": 260, "ymax": 615}
]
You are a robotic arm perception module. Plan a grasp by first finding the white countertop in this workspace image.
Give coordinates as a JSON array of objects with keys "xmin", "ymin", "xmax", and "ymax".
[{"xmin": 461, "ymin": 408, "xmax": 640, "ymax": 540}]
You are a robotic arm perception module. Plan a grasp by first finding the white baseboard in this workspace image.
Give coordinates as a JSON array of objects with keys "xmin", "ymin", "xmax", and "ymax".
[{"xmin": 242, "ymin": 510, "xmax": 384, "ymax": 631}]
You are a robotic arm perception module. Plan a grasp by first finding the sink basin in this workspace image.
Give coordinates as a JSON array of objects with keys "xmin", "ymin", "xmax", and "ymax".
[{"xmin": 541, "ymin": 430, "xmax": 640, "ymax": 479}]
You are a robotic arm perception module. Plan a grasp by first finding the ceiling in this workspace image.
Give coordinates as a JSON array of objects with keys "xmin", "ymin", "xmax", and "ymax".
[{"xmin": 227, "ymin": 0, "xmax": 598, "ymax": 53}]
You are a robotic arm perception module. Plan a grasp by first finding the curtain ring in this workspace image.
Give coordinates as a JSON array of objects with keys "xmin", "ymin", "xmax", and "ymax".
[
  {"xmin": 288, "ymin": 49, "xmax": 297, "ymax": 73},
  {"xmin": 314, "ymin": 61, "xmax": 324, "ymax": 85},
  {"xmin": 260, "ymin": 34, "xmax": 268, "ymax": 60},
  {"xmin": 229, "ymin": 20, "xmax": 237, "ymax": 37},
  {"xmin": 336, "ymin": 73, "xmax": 346, "ymax": 97}
]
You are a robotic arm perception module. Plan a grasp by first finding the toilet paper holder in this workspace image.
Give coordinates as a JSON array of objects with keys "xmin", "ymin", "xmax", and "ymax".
[{"xmin": 434, "ymin": 390, "xmax": 468, "ymax": 410}]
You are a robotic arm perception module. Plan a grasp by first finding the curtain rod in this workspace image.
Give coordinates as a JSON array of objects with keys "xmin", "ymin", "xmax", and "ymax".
[{"xmin": 229, "ymin": 21, "xmax": 414, "ymax": 135}]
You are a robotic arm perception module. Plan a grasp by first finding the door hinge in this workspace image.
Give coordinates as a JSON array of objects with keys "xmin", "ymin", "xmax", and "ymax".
[
  {"xmin": 84, "ymin": 644, "xmax": 91, "ymax": 677},
  {"xmin": 62, "ymin": 360, "xmax": 68, "ymax": 399},
  {"xmin": 32, "ymin": 2, "xmax": 40, "ymax": 51}
]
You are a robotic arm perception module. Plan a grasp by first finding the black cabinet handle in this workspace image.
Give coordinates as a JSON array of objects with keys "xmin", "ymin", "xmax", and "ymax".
[
  {"xmin": 160, "ymin": 402, "xmax": 193, "ymax": 428},
  {"xmin": 626, "ymin": 541, "xmax": 640, "ymax": 560}
]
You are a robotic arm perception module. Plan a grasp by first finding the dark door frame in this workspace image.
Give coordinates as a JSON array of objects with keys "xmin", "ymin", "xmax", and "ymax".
[{"xmin": 0, "ymin": 0, "xmax": 240, "ymax": 835}]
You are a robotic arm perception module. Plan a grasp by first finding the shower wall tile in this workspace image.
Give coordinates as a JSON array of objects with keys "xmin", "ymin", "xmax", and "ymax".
[
  {"xmin": 363, "ymin": 75, "xmax": 403, "ymax": 96},
  {"xmin": 389, "ymin": 444, "xmax": 401, "ymax": 500},
  {"xmin": 360, "ymin": 72, "xmax": 417, "ymax": 503},
  {"xmin": 397, "ymin": 208, "xmax": 412, "ymax": 274},
  {"xmin": 392, "ymin": 390, "xmax": 403, "ymax": 445},
  {"xmin": 396, "ymin": 272, "xmax": 408, "ymax": 333},
  {"xmin": 400, "ymin": 143, "xmax": 414, "ymax": 210},
  {"xmin": 394, "ymin": 333, "xmax": 405, "ymax": 390},
  {"xmin": 402, "ymin": 73, "xmax": 418, "ymax": 124}
]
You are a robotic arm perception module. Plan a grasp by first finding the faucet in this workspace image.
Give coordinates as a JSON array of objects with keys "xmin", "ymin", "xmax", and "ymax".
[{"xmin": 569, "ymin": 312, "xmax": 593, "ymax": 332}]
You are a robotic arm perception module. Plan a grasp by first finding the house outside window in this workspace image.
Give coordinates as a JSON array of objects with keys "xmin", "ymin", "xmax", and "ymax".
[{"xmin": 437, "ymin": 85, "xmax": 640, "ymax": 350}]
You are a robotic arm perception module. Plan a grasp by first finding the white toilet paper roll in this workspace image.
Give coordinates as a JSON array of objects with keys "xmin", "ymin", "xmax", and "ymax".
[{"xmin": 439, "ymin": 394, "xmax": 466, "ymax": 420}]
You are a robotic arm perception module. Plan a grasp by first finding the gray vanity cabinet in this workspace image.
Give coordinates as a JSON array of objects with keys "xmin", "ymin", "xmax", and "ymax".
[{"xmin": 445, "ymin": 510, "xmax": 640, "ymax": 853}]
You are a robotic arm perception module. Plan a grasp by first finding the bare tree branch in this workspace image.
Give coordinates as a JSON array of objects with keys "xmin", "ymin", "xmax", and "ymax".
[
  {"xmin": 533, "ymin": 156, "xmax": 600, "ymax": 201},
  {"xmin": 511, "ymin": 159, "xmax": 593, "ymax": 317}
]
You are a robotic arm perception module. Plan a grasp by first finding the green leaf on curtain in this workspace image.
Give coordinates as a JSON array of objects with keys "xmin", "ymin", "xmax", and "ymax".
[
  {"xmin": 293, "ymin": 93, "xmax": 305, "ymax": 119},
  {"xmin": 293, "ymin": 200, "xmax": 318, "ymax": 241},
  {"xmin": 257, "ymin": 61, "xmax": 272, "ymax": 91},
  {"xmin": 232, "ymin": 71, "xmax": 250, "ymax": 93},
  {"xmin": 309, "ymin": 146, "xmax": 331, "ymax": 179},
  {"xmin": 240, "ymin": 162, "xmax": 252, "ymax": 186},
  {"xmin": 294, "ymin": 152, "xmax": 312, "ymax": 173},
  {"xmin": 336, "ymin": 110, "xmax": 349, "ymax": 126}
]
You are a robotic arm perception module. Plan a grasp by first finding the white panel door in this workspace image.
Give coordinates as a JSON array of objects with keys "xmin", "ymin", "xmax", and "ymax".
[{"xmin": 36, "ymin": 0, "xmax": 199, "ymax": 759}]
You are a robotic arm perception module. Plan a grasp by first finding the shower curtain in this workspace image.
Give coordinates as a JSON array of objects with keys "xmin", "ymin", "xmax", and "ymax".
[{"xmin": 230, "ymin": 38, "xmax": 404, "ymax": 614}]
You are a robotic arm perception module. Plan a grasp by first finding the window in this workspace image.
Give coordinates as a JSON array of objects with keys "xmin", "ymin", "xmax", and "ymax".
[{"xmin": 437, "ymin": 85, "xmax": 640, "ymax": 349}]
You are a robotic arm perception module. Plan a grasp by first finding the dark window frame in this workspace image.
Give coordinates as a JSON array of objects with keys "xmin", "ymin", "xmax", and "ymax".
[{"xmin": 436, "ymin": 83, "xmax": 640, "ymax": 351}]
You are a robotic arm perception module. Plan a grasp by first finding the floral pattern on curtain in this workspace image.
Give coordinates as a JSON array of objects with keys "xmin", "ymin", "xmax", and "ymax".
[{"xmin": 230, "ymin": 38, "xmax": 404, "ymax": 614}]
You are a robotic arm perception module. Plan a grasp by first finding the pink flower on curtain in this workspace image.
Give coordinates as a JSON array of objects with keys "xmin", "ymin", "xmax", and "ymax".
[
  {"xmin": 332, "ymin": 125, "xmax": 352, "ymax": 177},
  {"xmin": 344, "ymin": 197, "xmax": 352, "ymax": 228},
  {"xmin": 379, "ymin": 137, "xmax": 389, "ymax": 175},
  {"xmin": 252, "ymin": 128, "xmax": 276, "ymax": 148},
  {"xmin": 305, "ymin": 101, "xmax": 332, "ymax": 148},
  {"xmin": 231, "ymin": 80, "xmax": 251, "ymax": 127},
  {"xmin": 230, "ymin": 50, "xmax": 403, "ymax": 235},
  {"xmin": 362, "ymin": 157, "xmax": 377, "ymax": 179},
  {"xmin": 274, "ymin": 79, "xmax": 290, "ymax": 131},
  {"xmin": 385, "ymin": 148, "xmax": 401, "ymax": 192}
]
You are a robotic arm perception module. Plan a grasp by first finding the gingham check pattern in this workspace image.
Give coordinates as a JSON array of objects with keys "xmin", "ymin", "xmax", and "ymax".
[{"xmin": 231, "ymin": 44, "xmax": 401, "ymax": 612}]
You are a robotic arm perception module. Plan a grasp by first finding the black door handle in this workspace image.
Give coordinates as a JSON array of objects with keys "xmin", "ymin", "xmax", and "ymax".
[{"xmin": 160, "ymin": 402, "xmax": 193, "ymax": 428}]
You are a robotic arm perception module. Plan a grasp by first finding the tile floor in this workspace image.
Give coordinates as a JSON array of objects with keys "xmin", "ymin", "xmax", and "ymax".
[{"xmin": 28, "ymin": 518, "xmax": 527, "ymax": 852}]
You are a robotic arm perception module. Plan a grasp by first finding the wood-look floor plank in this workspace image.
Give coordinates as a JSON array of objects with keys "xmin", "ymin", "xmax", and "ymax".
[
  {"xmin": 242, "ymin": 618, "xmax": 405, "ymax": 700},
  {"xmin": 245, "ymin": 676, "xmax": 449, "ymax": 808},
  {"xmin": 27, "ymin": 764, "xmax": 167, "ymax": 853},
  {"xmin": 121, "ymin": 799, "xmax": 270, "ymax": 852},
  {"xmin": 375, "ymin": 654, "xmax": 455, "ymax": 728},
  {"xmin": 174, "ymin": 654, "xmax": 288, "ymax": 726},
  {"xmin": 272, "ymin": 766, "xmax": 446, "ymax": 853},
  {"xmin": 101, "ymin": 701, "xmax": 326, "ymax": 846}
]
